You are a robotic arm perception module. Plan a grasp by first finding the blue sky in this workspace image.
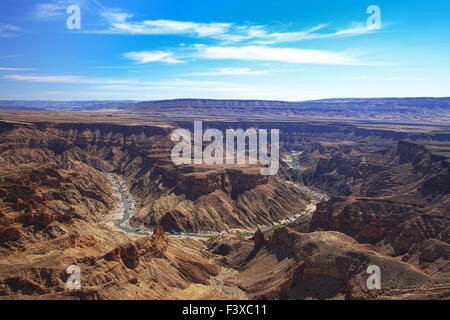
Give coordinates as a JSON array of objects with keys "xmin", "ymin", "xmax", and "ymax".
[{"xmin": 0, "ymin": 0, "xmax": 449, "ymax": 101}]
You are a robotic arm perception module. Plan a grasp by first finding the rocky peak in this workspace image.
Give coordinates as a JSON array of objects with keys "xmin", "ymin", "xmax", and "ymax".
[
  {"xmin": 104, "ymin": 242, "xmax": 140, "ymax": 269},
  {"xmin": 267, "ymin": 227, "xmax": 298, "ymax": 255},
  {"xmin": 253, "ymin": 229, "xmax": 266, "ymax": 250},
  {"xmin": 152, "ymin": 226, "xmax": 168, "ymax": 243}
]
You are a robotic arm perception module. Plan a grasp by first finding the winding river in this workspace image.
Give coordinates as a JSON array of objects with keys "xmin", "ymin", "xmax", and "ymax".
[
  {"xmin": 105, "ymin": 175, "xmax": 150, "ymax": 236},
  {"xmin": 115, "ymin": 182, "xmax": 145, "ymax": 235},
  {"xmin": 108, "ymin": 153, "xmax": 328, "ymax": 238}
]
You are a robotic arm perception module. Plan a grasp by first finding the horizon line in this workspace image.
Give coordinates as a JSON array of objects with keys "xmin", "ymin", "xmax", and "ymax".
[{"xmin": 0, "ymin": 96, "xmax": 449, "ymax": 104}]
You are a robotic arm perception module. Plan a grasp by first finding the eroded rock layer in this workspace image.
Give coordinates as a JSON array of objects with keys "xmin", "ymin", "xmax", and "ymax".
[
  {"xmin": 0, "ymin": 117, "xmax": 448, "ymax": 300},
  {"xmin": 0, "ymin": 121, "xmax": 308, "ymax": 234}
]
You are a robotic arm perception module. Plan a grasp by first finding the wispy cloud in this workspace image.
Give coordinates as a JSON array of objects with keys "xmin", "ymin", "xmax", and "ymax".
[
  {"xmin": 92, "ymin": 3, "xmax": 381, "ymax": 44},
  {"xmin": 3, "ymin": 73, "xmax": 318, "ymax": 101},
  {"xmin": 123, "ymin": 51, "xmax": 183, "ymax": 64},
  {"xmin": 4, "ymin": 74, "xmax": 90, "ymax": 83},
  {"xmin": 185, "ymin": 67, "xmax": 269, "ymax": 76},
  {"xmin": 330, "ymin": 23, "xmax": 378, "ymax": 37},
  {"xmin": 32, "ymin": 1, "xmax": 70, "ymax": 20},
  {"xmin": 94, "ymin": 3, "xmax": 231, "ymax": 37},
  {"xmin": 88, "ymin": 3, "xmax": 383, "ymax": 68},
  {"xmin": 3, "ymin": 74, "xmax": 229, "ymax": 87},
  {"xmin": 196, "ymin": 45, "xmax": 363, "ymax": 65},
  {"xmin": 251, "ymin": 23, "xmax": 379, "ymax": 44},
  {"xmin": 0, "ymin": 25, "xmax": 22, "ymax": 38},
  {"xmin": 112, "ymin": 20, "xmax": 230, "ymax": 38},
  {"xmin": 0, "ymin": 55, "xmax": 23, "ymax": 60},
  {"xmin": 0, "ymin": 67, "xmax": 37, "ymax": 71},
  {"xmin": 95, "ymin": 1, "xmax": 133, "ymax": 25},
  {"xmin": 123, "ymin": 45, "xmax": 376, "ymax": 66},
  {"xmin": 98, "ymin": 17, "xmax": 379, "ymax": 44}
]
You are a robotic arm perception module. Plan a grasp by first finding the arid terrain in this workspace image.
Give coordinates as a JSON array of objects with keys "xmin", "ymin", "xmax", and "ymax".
[{"xmin": 0, "ymin": 98, "xmax": 449, "ymax": 300}]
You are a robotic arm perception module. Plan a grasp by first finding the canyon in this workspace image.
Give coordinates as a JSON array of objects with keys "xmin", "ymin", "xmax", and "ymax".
[{"xmin": 0, "ymin": 98, "xmax": 449, "ymax": 300}]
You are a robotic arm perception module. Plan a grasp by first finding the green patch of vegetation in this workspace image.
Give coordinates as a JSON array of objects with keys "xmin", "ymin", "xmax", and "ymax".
[
  {"xmin": 239, "ymin": 233, "xmax": 253, "ymax": 237},
  {"xmin": 300, "ymin": 190, "xmax": 318, "ymax": 201},
  {"xmin": 271, "ymin": 223, "xmax": 288, "ymax": 230},
  {"xmin": 198, "ymin": 235, "xmax": 218, "ymax": 239}
]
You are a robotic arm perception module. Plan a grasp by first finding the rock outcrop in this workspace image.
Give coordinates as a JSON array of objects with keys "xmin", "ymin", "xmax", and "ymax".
[
  {"xmin": 215, "ymin": 227, "xmax": 449, "ymax": 300},
  {"xmin": 298, "ymin": 140, "xmax": 449, "ymax": 258},
  {"xmin": 0, "ymin": 226, "xmax": 223, "ymax": 299},
  {"xmin": 253, "ymin": 229, "xmax": 266, "ymax": 250},
  {"xmin": 130, "ymin": 161, "xmax": 309, "ymax": 233}
]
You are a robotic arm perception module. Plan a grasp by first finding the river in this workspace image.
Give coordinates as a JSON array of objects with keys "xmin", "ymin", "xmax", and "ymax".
[
  {"xmin": 104, "ymin": 174, "xmax": 152, "ymax": 236},
  {"xmin": 106, "ymin": 162, "xmax": 328, "ymax": 238},
  {"xmin": 114, "ymin": 182, "xmax": 147, "ymax": 235}
]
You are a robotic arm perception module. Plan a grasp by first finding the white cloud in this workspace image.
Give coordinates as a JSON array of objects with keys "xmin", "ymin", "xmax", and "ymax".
[
  {"xmin": 122, "ymin": 45, "xmax": 375, "ymax": 67},
  {"xmin": 249, "ymin": 23, "xmax": 379, "ymax": 44},
  {"xmin": 185, "ymin": 67, "xmax": 269, "ymax": 76},
  {"xmin": 32, "ymin": 1, "xmax": 68, "ymax": 20},
  {"xmin": 0, "ymin": 67, "xmax": 37, "ymax": 71},
  {"xmin": 4, "ymin": 73, "xmax": 319, "ymax": 101},
  {"xmin": 99, "ymin": 7, "xmax": 133, "ymax": 24},
  {"xmin": 0, "ymin": 55, "xmax": 23, "ymax": 59},
  {"xmin": 4, "ymin": 74, "xmax": 88, "ymax": 83},
  {"xmin": 98, "ymin": 17, "xmax": 376, "ymax": 44},
  {"xmin": 3, "ymin": 74, "xmax": 230, "ymax": 87},
  {"xmin": 93, "ymin": 4, "xmax": 381, "ymax": 44},
  {"xmin": 0, "ymin": 25, "xmax": 22, "ymax": 38},
  {"xmin": 103, "ymin": 17, "xmax": 231, "ymax": 38},
  {"xmin": 123, "ymin": 51, "xmax": 183, "ymax": 64},
  {"xmin": 196, "ymin": 46, "xmax": 362, "ymax": 65},
  {"xmin": 327, "ymin": 23, "xmax": 378, "ymax": 38}
]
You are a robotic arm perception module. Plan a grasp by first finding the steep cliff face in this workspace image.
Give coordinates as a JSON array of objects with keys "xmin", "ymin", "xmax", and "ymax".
[
  {"xmin": 298, "ymin": 140, "xmax": 450, "ymax": 257},
  {"xmin": 312, "ymin": 197, "xmax": 449, "ymax": 255},
  {"xmin": 154, "ymin": 164, "xmax": 269, "ymax": 199},
  {"xmin": 207, "ymin": 227, "xmax": 448, "ymax": 300},
  {"xmin": 298, "ymin": 140, "xmax": 449, "ymax": 198},
  {"xmin": 0, "ymin": 122, "xmax": 172, "ymax": 256},
  {"xmin": 130, "ymin": 163, "xmax": 308, "ymax": 233},
  {"xmin": 0, "ymin": 162, "xmax": 115, "ymax": 256}
]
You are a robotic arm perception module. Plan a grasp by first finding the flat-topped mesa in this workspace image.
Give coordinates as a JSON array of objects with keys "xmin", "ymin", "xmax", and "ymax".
[
  {"xmin": 154, "ymin": 163, "xmax": 269, "ymax": 199},
  {"xmin": 131, "ymin": 158, "xmax": 308, "ymax": 233}
]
